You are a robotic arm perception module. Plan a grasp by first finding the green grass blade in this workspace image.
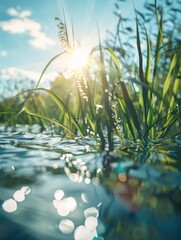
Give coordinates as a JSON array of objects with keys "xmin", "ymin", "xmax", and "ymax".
[
  {"xmin": 152, "ymin": 3, "xmax": 163, "ymax": 81},
  {"xmin": 158, "ymin": 54, "xmax": 177, "ymax": 115},
  {"xmin": 35, "ymin": 88, "xmax": 86, "ymax": 136},
  {"xmin": 169, "ymin": 65, "xmax": 181, "ymax": 111},
  {"xmin": 156, "ymin": 107, "xmax": 180, "ymax": 139},
  {"xmin": 61, "ymin": 2, "xmax": 70, "ymax": 47},
  {"xmin": 24, "ymin": 106, "xmax": 75, "ymax": 135},
  {"xmin": 0, "ymin": 111, "xmax": 14, "ymax": 115},
  {"xmin": 144, "ymin": 25, "xmax": 151, "ymax": 84},
  {"xmin": 135, "ymin": 13, "xmax": 149, "ymax": 132},
  {"xmin": 162, "ymin": 54, "xmax": 177, "ymax": 97},
  {"xmin": 120, "ymin": 81, "xmax": 142, "ymax": 138},
  {"xmin": 3, "ymin": 106, "xmax": 25, "ymax": 124},
  {"xmin": 36, "ymin": 52, "xmax": 66, "ymax": 88},
  {"xmin": 98, "ymin": 42, "xmax": 114, "ymax": 150},
  {"xmin": 105, "ymin": 47, "xmax": 121, "ymax": 71},
  {"xmin": 15, "ymin": 88, "xmax": 86, "ymax": 136},
  {"xmin": 117, "ymin": 96, "xmax": 137, "ymax": 140},
  {"xmin": 106, "ymin": 46, "xmax": 142, "ymax": 139}
]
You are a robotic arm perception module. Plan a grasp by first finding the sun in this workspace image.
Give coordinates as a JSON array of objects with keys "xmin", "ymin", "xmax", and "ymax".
[{"xmin": 71, "ymin": 48, "xmax": 89, "ymax": 68}]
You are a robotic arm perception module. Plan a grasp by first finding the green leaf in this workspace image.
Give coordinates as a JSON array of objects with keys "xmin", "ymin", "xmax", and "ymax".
[
  {"xmin": 36, "ymin": 52, "xmax": 66, "ymax": 88},
  {"xmin": 105, "ymin": 47, "xmax": 121, "ymax": 70},
  {"xmin": 163, "ymin": 54, "xmax": 177, "ymax": 97}
]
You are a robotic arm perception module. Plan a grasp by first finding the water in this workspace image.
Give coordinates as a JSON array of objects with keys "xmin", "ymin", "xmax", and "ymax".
[{"xmin": 0, "ymin": 125, "xmax": 181, "ymax": 240}]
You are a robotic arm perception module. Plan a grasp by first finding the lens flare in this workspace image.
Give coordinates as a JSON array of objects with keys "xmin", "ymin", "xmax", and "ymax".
[{"xmin": 71, "ymin": 48, "xmax": 89, "ymax": 68}]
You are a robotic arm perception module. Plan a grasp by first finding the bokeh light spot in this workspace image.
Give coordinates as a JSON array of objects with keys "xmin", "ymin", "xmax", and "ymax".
[
  {"xmin": 118, "ymin": 173, "xmax": 127, "ymax": 182},
  {"xmin": 13, "ymin": 190, "xmax": 25, "ymax": 202},
  {"xmin": 54, "ymin": 189, "xmax": 64, "ymax": 200},
  {"xmin": 85, "ymin": 216, "xmax": 98, "ymax": 230},
  {"xmin": 81, "ymin": 193, "xmax": 88, "ymax": 203},
  {"xmin": 59, "ymin": 219, "xmax": 75, "ymax": 234},
  {"xmin": 74, "ymin": 225, "xmax": 92, "ymax": 240},
  {"xmin": 21, "ymin": 186, "xmax": 31, "ymax": 195},
  {"xmin": 84, "ymin": 207, "xmax": 99, "ymax": 218},
  {"xmin": 2, "ymin": 198, "xmax": 17, "ymax": 213}
]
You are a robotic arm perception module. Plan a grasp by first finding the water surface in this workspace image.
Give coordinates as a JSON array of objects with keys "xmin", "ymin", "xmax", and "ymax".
[{"xmin": 0, "ymin": 126, "xmax": 181, "ymax": 240}]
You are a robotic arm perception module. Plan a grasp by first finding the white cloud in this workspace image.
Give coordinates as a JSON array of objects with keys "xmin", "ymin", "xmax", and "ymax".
[
  {"xmin": 0, "ymin": 7, "xmax": 56, "ymax": 49},
  {"xmin": 0, "ymin": 67, "xmax": 59, "ymax": 99},
  {"xmin": 7, "ymin": 7, "xmax": 31, "ymax": 18},
  {"xmin": 0, "ymin": 67, "xmax": 58, "ymax": 82},
  {"xmin": 0, "ymin": 50, "xmax": 8, "ymax": 57},
  {"xmin": 0, "ymin": 18, "xmax": 41, "ymax": 34},
  {"xmin": 29, "ymin": 32, "xmax": 55, "ymax": 49}
]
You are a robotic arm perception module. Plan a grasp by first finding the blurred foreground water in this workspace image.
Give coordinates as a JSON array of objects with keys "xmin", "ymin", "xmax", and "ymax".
[{"xmin": 0, "ymin": 125, "xmax": 181, "ymax": 240}]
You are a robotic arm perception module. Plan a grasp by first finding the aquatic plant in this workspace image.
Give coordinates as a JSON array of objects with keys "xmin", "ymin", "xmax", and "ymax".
[{"xmin": 0, "ymin": 0, "xmax": 180, "ymax": 150}]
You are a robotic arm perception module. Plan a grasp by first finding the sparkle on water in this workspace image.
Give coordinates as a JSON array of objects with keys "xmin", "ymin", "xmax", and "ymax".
[
  {"xmin": 2, "ymin": 185, "xmax": 31, "ymax": 213},
  {"xmin": 2, "ymin": 199, "xmax": 17, "ymax": 213},
  {"xmin": 0, "ymin": 125, "xmax": 181, "ymax": 239},
  {"xmin": 59, "ymin": 219, "xmax": 75, "ymax": 234}
]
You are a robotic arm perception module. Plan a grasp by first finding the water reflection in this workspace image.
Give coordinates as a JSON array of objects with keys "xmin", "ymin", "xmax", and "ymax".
[
  {"xmin": 74, "ymin": 225, "xmax": 96, "ymax": 240},
  {"xmin": 74, "ymin": 206, "xmax": 101, "ymax": 240},
  {"xmin": 53, "ymin": 191, "xmax": 77, "ymax": 217},
  {"xmin": 52, "ymin": 187, "xmax": 101, "ymax": 239},
  {"xmin": 0, "ymin": 129, "xmax": 181, "ymax": 239}
]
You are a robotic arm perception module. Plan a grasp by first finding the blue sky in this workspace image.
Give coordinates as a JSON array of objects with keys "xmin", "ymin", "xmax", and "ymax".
[
  {"xmin": 0, "ymin": 0, "xmax": 116, "ymax": 71},
  {"xmin": 0, "ymin": 0, "xmax": 144, "ymax": 85}
]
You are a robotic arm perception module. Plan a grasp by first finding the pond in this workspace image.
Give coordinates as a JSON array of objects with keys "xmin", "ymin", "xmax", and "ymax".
[{"xmin": 0, "ymin": 125, "xmax": 181, "ymax": 240}]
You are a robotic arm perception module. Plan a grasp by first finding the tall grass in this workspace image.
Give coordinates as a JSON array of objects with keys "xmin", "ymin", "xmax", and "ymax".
[{"xmin": 0, "ymin": 0, "xmax": 180, "ymax": 150}]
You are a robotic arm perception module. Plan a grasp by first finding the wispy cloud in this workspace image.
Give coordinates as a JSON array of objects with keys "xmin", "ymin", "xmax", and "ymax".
[
  {"xmin": 0, "ymin": 7, "xmax": 56, "ymax": 49},
  {"xmin": 0, "ymin": 50, "xmax": 8, "ymax": 57}
]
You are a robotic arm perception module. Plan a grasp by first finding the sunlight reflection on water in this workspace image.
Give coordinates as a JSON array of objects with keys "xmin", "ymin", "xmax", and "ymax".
[
  {"xmin": 59, "ymin": 219, "xmax": 75, "ymax": 234},
  {"xmin": 0, "ymin": 127, "xmax": 181, "ymax": 239},
  {"xmin": 2, "ymin": 198, "xmax": 17, "ymax": 213},
  {"xmin": 52, "ymin": 187, "xmax": 100, "ymax": 239},
  {"xmin": 2, "ymin": 185, "xmax": 31, "ymax": 213}
]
